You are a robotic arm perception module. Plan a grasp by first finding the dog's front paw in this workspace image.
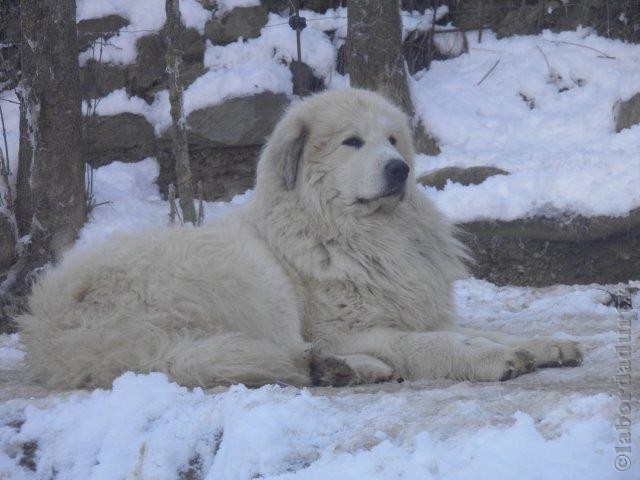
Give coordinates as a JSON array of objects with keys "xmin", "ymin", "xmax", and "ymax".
[
  {"xmin": 525, "ymin": 340, "xmax": 583, "ymax": 368},
  {"xmin": 498, "ymin": 349, "xmax": 537, "ymax": 381},
  {"xmin": 309, "ymin": 355, "xmax": 354, "ymax": 387}
]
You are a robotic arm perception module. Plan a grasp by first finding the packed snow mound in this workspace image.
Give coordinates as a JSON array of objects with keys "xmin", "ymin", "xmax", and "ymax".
[
  {"xmin": 0, "ymin": 374, "xmax": 622, "ymax": 479},
  {"xmin": 1, "ymin": 277, "xmax": 637, "ymax": 479}
]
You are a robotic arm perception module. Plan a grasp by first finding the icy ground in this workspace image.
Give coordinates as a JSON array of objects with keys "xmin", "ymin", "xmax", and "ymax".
[{"xmin": 0, "ymin": 161, "xmax": 638, "ymax": 479}]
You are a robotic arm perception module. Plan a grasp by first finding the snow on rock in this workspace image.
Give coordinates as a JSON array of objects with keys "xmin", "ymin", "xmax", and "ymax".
[
  {"xmin": 77, "ymin": 0, "xmax": 210, "ymax": 65},
  {"xmin": 149, "ymin": 12, "xmax": 337, "ymax": 134},
  {"xmin": 217, "ymin": 0, "xmax": 261, "ymax": 12},
  {"xmin": 414, "ymin": 29, "xmax": 640, "ymax": 222}
]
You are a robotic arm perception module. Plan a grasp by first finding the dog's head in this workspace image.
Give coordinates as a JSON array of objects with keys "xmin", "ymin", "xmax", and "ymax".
[{"xmin": 255, "ymin": 89, "xmax": 416, "ymax": 216}]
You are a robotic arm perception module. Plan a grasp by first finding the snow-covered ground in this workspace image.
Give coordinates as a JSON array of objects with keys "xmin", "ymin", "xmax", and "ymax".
[
  {"xmin": 0, "ymin": 161, "xmax": 638, "ymax": 479},
  {"xmin": 1, "ymin": 4, "xmax": 639, "ymax": 479}
]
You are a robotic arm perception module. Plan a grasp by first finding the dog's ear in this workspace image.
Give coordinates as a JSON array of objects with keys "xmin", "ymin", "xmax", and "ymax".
[
  {"xmin": 279, "ymin": 124, "xmax": 307, "ymax": 190},
  {"xmin": 261, "ymin": 111, "xmax": 308, "ymax": 191}
]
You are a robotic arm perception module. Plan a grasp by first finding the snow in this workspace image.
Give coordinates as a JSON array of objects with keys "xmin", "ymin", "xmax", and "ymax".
[
  {"xmin": 0, "ymin": 160, "xmax": 638, "ymax": 478},
  {"xmin": 0, "ymin": 334, "xmax": 23, "ymax": 370},
  {"xmin": 75, "ymin": 3, "xmax": 640, "ymax": 221},
  {"xmin": 0, "ymin": 90, "xmax": 21, "ymax": 193},
  {"xmin": 2, "ymin": 6, "xmax": 640, "ymax": 477},
  {"xmin": 78, "ymin": 159, "xmax": 250, "ymax": 249},
  {"xmin": 76, "ymin": 0, "xmax": 210, "ymax": 65},
  {"xmin": 217, "ymin": 0, "xmax": 260, "ymax": 12},
  {"xmin": 414, "ymin": 28, "xmax": 640, "ymax": 222}
]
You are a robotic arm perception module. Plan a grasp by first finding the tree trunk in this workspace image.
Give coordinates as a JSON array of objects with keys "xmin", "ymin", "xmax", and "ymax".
[
  {"xmin": 347, "ymin": 0, "xmax": 440, "ymax": 155},
  {"xmin": 15, "ymin": 95, "xmax": 32, "ymax": 238},
  {"xmin": 165, "ymin": 0, "xmax": 197, "ymax": 225},
  {"xmin": 19, "ymin": 0, "xmax": 86, "ymax": 265}
]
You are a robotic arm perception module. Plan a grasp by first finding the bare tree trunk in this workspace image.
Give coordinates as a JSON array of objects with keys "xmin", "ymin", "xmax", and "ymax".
[
  {"xmin": 347, "ymin": 0, "xmax": 440, "ymax": 155},
  {"xmin": 15, "ymin": 95, "xmax": 32, "ymax": 238},
  {"xmin": 165, "ymin": 0, "xmax": 196, "ymax": 225},
  {"xmin": 19, "ymin": 0, "xmax": 86, "ymax": 266}
]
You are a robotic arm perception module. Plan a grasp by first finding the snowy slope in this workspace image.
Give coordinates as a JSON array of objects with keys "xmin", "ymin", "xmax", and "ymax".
[
  {"xmin": 77, "ymin": 2, "xmax": 640, "ymax": 222},
  {"xmin": 415, "ymin": 29, "xmax": 640, "ymax": 222},
  {"xmin": 0, "ymin": 162, "xmax": 638, "ymax": 479}
]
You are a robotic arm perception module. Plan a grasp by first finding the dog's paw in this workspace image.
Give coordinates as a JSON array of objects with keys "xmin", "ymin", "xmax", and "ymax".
[
  {"xmin": 528, "ymin": 340, "xmax": 583, "ymax": 368},
  {"xmin": 309, "ymin": 356, "xmax": 354, "ymax": 387},
  {"xmin": 344, "ymin": 354, "xmax": 394, "ymax": 385},
  {"xmin": 499, "ymin": 349, "xmax": 536, "ymax": 381}
]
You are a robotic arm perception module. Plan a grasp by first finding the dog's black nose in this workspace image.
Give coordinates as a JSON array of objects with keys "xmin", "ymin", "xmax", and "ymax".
[{"xmin": 384, "ymin": 159, "xmax": 410, "ymax": 191}]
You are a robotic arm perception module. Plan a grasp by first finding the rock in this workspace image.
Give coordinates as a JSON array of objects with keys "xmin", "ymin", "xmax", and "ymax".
[
  {"xmin": 615, "ymin": 93, "xmax": 640, "ymax": 132},
  {"xmin": 417, "ymin": 166, "xmax": 508, "ymax": 190},
  {"xmin": 204, "ymin": 5, "xmax": 267, "ymax": 45},
  {"xmin": 86, "ymin": 113, "xmax": 157, "ymax": 166},
  {"xmin": 77, "ymin": 14, "xmax": 130, "ymax": 52},
  {"xmin": 403, "ymin": 30, "xmax": 468, "ymax": 74},
  {"xmin": 290, "ymin": 61, "xmax": 324, "ymax": 97},
  {"xmin": 0, "ymin": 213, "xmax": 14, "ymax": 273},
  {"xmin": 157, "ymin": 145, "xmax": 261, "ymax": 202},
  {"xmin": 80, "ymin": 60, "xmax": 128, "ymax": 99},
  {"xmin": 196, "ymin": 0, "xmax": 216, "ymax": 10},
  {"xmin": 185, "ymin": 92, "xmax": 289, "ymax": 146},
  {"xmin": 180, "ymin": 28, "xmax": 206, "ymax": 63},
  {"xmin": 496, "ymin": 6, "xmax": 542, "ymax": 38},
  {"xmin": 127, "ymin": 29, "xmax": 205, "ymax": 101},
  {"xmin": 336, "ymin": 43, "xmax": 348, "ymax": 75},
  {"xmin": 128, "ymin": 34, "xmax": 166, "ymax": 100},
  {"xmin": 263, "ymin": 1, "xmax": 346, "ymax": 13},
  {"xmin": 460, "ymin": 208, "xmax": 640, "ymax": 286}
]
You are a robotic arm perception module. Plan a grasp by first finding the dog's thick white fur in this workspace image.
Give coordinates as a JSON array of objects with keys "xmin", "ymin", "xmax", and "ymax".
[{"xmin": 19, "ymin": 89, "xmax": 582, "ymax": 389}]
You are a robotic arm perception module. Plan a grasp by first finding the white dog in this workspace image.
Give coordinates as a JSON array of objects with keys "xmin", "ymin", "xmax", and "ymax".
[{"xmin": 19, "ymin": 89, "xmax": 582, "ymax": 389}]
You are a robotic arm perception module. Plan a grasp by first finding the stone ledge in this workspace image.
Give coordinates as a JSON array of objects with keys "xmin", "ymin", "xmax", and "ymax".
[{"xmin": 459, "ymin": 210, "xmax": 640, "ymax": 286}]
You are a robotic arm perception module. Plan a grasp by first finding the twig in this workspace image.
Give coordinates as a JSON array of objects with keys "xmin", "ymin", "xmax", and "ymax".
[
  {"xmin": 535, "ymin": 45, "xmax": 562, "ymax": 83},
  {"xmin": 476, "ymin": 58, "xmax": 500, "ymax": 86},
  {"xmin": 168, "ymin": 183, "xmax": 182, "ymax": 225},
  {"xmin": 547, "ymin": 40, "xmax": 616, "ymax": 59},
  {"xmin": 196, "ymin": 180, "xmax": 204, "ymax": 227}
]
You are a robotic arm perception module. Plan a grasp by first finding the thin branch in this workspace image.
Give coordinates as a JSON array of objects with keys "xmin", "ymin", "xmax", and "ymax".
[
  {"xmin": 476, "ymin": 58, "xmax": 500, "ymax": 86},
  {"xmin": 547, "ymin": 40, "xmax": 616, "ymax": 59}
]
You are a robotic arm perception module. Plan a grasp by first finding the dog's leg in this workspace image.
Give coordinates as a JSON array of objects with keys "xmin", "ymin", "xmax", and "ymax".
[
  {"xmin": 323, "ymin": 328, "xmax": 537, "ymax": 382},
  {"xmin": 446, "ymin": 326, "xmax": 583, "ymax": 369},
  {"xmin": 309, "ymin": 353, "xmax": 394, "ymax": 387}
]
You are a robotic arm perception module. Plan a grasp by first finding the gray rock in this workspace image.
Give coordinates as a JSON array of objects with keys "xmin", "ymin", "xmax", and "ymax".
[
  {"xmin": 80, "ymin": 60, "xmax": 128, "ymax": 99},
  {"xmin": 417, "ymin": 166, "xmax": 508, "ymax": 190},
  {"xmin": 157, "ymin": 145, "xmax": 261, "ymax": 202},
  {"xmin": 128, "ymin": 29, "xmax": 205, "ymax": 101},
  {"xmin": 185, "ymin": 92, "xmax": 289, "ymax": 146},
  {"xmin": 290, "ymin": 61, "xmax": 324, "ymax": 97},
  {"xmin": 128, "ymin": 34, "xmax": 166, "ymax": 100},
  {"xmin": 204, "ymin": 5, "xmax": 267, "ymax": 45},
  {"xmin": 196, "ymin": 0, "xmax": 216, "ymax": 10},
  {"xmin": 77, "ymin": 14, "xmax": 130, "ymax": 52},
  {"xmin": 86, "ymin": 113, "xmax": 157, "ymax": 166},
  {"xmin": 460, "ymin": 208, "xmax": 640, "ymax": 286},
  {"xmin": 0, "ymin": 213, "xmax": 14, "ymax": 273},
  {"xmin": 615, "ymin": 93, "xmax": 640, "ymax": 132},
  {"xmin": 495, "ymin": 6, "xmax": 542, "ymax": 38}
]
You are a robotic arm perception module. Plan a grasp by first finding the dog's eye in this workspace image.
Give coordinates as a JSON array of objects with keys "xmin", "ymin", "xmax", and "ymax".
[
  {"xmin": 388, "ymin": 136, "xmax": 397, "ymax": 146},
  {"xmin": 342, "ymin": 136, "xmax": 364, "ymax": 148}
]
